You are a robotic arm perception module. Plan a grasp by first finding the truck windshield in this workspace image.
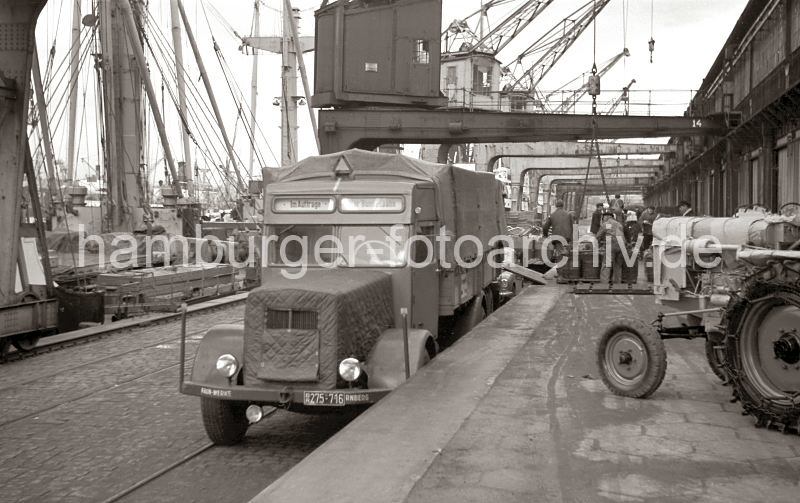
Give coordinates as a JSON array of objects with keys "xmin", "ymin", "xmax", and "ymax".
[{"xmin": 268, "ymin": 224, "xmax": 409, "ymax": 267}]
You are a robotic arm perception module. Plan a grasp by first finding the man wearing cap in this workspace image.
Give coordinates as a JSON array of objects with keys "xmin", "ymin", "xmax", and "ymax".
[
  {"xmin": 596, "ymin": 208, "xmax": 627, "ymax": 285},
  {"xmin": 624, "ymin": 210, "xmax": 641, "ymax": 244},
  {"xmin": 678, "ymin": 200, "xmax": 694, "ymax": 217},
  {"xmin": 542, "ymin": 199, "xmax": 574, "ymax": 260}
]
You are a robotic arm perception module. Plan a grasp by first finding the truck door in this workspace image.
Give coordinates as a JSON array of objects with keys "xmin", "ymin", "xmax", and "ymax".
[{"xmin": 410, "ymin": 222, "xmax": 439, "ymax": 334}]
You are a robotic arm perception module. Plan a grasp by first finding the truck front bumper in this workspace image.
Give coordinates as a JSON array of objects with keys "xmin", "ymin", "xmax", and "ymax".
[{"xmin": 181, "ymin": 381, "xmax": 391, "ymax": 407}]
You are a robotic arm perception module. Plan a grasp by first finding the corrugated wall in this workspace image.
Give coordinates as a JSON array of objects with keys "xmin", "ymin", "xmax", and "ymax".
[
  {"xmin": 792, "ymin": 0, "xmax": 800, "ymax": 50},
  {"xmin": 752, "ymin": 7, "xmax": 785, "ymax": 86},
  {"xmin": 778, "ymin": 139, "xmax": 800, "ymax": 205}
]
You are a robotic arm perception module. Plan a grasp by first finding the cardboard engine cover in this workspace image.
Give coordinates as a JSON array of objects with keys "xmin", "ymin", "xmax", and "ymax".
[{"xmin": 244, "ymin": 269, "xmax": 394, "ymax": 389}]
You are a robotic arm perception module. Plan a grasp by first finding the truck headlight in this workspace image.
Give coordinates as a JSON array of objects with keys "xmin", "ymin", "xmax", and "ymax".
[
  {"xmin": 499, "ymin": 276, "xmax": 510, "ymax": 289},
  {"xmin": 338, "ymin": 357, "xmax": 361, "ymax": 382},
  {"xmin": 216, "ymin": 354, "xmax": 239, "ymax": 378},
  {"xmin": 246, "ymin": 405, "xmax": 264, "ymax": 424}
]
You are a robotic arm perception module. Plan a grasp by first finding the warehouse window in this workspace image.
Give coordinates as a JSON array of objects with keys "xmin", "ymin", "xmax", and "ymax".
[{"xmin": 414, "ymin": 39, "xmax": 430, "ymax": 64}]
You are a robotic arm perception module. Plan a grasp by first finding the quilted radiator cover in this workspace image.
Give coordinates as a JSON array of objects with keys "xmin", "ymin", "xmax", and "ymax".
[{"xmin": 244, "ymin": 269, "xmax": 394, "ymax": 388}]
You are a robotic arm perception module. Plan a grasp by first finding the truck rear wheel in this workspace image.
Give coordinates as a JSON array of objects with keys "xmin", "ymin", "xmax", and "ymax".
[
  {"xmin": 200, "ymin": 397, "xmax": 249, "ymax": 445},
  {"xmin": 597, "ymin": 318, "xmax": 667, "ymax": 398}
]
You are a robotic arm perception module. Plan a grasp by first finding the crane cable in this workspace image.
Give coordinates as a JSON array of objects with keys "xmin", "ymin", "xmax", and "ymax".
[
  {"xmin": 577, "ymin": 0, "xmax": 611, "ymax": 215},
  {"xmin": 622, "ymin": 0, "xmax": 628, "ymax": 71},
  {"xmin": 649, "ymin": 0, "xmax": 655, "ymax": 63}
]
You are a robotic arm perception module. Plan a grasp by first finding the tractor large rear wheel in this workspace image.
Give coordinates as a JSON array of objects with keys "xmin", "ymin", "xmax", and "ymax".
[
  {"xmin": 705, "ymin": 332, "xmax": 728, "ymax": 382},
  {"xmin": 724, "ymin": 274, "xmax": 800, "ymax": 433}
]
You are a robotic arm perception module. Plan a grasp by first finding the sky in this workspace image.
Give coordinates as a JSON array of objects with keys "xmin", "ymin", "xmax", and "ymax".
[{"xmin": 33, "ymin": 0, "xmax": 749, "ymax": 188}]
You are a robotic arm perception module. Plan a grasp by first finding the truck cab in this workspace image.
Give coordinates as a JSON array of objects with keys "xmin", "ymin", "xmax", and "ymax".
[{"xmin": 181, "ymin": 150, "xmax": 505, "ymax": 445}]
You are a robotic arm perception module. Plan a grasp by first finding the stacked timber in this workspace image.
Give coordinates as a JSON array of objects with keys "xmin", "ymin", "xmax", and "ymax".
[{"xmin": 97, "ymin": 263, "xmax": 240, "ymax": 319}]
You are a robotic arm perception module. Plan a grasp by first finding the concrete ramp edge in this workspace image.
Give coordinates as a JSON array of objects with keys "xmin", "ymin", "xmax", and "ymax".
[{"xmin": 251, "ymin": 286, "xmax": 562, "ymax": 503}]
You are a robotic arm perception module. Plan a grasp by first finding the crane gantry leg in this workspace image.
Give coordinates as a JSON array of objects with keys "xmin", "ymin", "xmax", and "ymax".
[{"xmin": 0, "ymin": 0, "xmax": 47, "ymax": 307}]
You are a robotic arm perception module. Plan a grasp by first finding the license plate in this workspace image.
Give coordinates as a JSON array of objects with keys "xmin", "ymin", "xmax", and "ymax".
[{"xmin": 303, "ymin": 391, "xmax": 346, "ymax": 407}]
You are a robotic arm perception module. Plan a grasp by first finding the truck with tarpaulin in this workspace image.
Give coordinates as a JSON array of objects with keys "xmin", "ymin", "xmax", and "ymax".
[{"xmin": 180, "ymin": 149, "xmax": 506, "ymax": 445}]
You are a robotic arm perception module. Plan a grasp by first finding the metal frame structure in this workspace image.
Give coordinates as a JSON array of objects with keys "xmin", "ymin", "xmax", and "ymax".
[{"xmin": 317, "ymin": 108, "xmax": 725, "ymax": 155}]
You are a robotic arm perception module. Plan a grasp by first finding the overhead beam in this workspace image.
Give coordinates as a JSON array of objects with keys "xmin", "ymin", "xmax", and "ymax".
[
  {"xmin": 543, "ymin": 181, "xmax": 645, "ymax": 216},
  {"xmin": 541, "ymin": 173, "xmax": 655, "ymax": 183},
  {"xmin": 507, "ymin": 158, "xmax": 663, "ymax": 170},
  {"xmin": 420, "ymin": 141, "xmax": 676, "ymax": 165},
  {"xmin": 474, "ymin": 141, "xmax": 675, "ymax": 171},
  {"xmin": 516, "ymin": 165, "xmax": 661, "ymax": 211},
  {"xmin": 318, "ymin": 108, "xmax": 725, "ymax": 154},
  {"xmin": 549, "ymin": 178, "xmax": 650, "ymax": 187}
]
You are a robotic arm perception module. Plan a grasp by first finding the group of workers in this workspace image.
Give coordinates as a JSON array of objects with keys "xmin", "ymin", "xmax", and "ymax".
[{"xmin": 542, "ymin": 196, "xmax": 695, "ymax": 285}]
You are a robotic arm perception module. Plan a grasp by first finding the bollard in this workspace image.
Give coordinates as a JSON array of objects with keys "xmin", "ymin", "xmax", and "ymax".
[
  {"xmin": 401, "ymin": 307, "xmax": 410, "ymax": 380},
  {"xmin": 178, "ymin": 302, "xmax": 188, "ymax": 392}
]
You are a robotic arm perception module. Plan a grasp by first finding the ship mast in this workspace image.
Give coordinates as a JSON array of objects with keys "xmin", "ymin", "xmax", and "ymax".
[
  {"xmin": 170, "ymin": 0, "xmax": 193, "ymax": 198},
  {"xmin": 99, "ymin": 0, "xmax": 143, "ymax": 232},
  {"xmin": 241, "ymin": 3, "xmax": 313, "ymax": 166},
  {"xmin": 249, "ymin": 0, "xmax": 260, "ymax": 178},
  {"xmin": 66, "ymin": 0, "xmax": 80, "ymax": 184}
]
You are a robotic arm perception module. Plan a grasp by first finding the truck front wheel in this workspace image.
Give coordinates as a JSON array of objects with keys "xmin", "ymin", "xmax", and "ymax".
[{"xmin": 200, "ymin": 397, "xmax": 249, "ymax": 445}]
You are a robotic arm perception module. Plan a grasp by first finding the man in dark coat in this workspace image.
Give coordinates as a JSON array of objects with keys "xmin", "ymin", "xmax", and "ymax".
[
  {"xmin": 639, "ymin": 206, "xmax": 656, "ymax": 252},
  {"xmin": 542, "ymin": 199, "xmax": 574, "ymax": 261},
  {"xmin": 596, "ymin": 209, "xmax": 627, "ymax": 284},
  {"xmin": 542, "ymin": 199, "xmax": 574, "ymax": 243},
  {"xmin": 678, "ymin": 200, "xmax": 694, "ymax": 216},
  {"xmin": 590, "ymin": 202, "xmax": 604, "ymax": 235}
]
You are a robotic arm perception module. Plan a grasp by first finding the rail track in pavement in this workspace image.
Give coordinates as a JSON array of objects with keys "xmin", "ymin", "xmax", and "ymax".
[{"xmin": 0, "ymin": 291, "xmax": 249, "ymax": 364}]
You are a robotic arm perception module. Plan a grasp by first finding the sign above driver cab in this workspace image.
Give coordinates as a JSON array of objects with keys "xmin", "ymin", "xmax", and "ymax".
[
  {"xmin": 273, "ymin": 197, "xmax": 335, "ymax": 213},
  {"xmin": 340, "ymin": 196, "xmax": 405, "ymax": 213}
]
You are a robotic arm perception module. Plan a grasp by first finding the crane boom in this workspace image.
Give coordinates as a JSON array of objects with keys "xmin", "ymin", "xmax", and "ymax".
[
  {"xmin": 550, "ymin": 48, "xmax": 629, "ymax": 113},
  {"xmin": 472, "ymin": 0, "xmax": 554, "ymax": 55},
  {"xmin": 443, "ymin": 0, "xmax": 553, "ymax": 55},
  {"xmin": 502, "ymin": 0, "xmax": 611, "ymax": 92}
]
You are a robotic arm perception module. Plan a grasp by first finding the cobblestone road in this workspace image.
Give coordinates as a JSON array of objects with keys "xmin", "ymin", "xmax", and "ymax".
[{"xmin": 0, "ymin": 305, "xmax": 357, "ymax": 503}]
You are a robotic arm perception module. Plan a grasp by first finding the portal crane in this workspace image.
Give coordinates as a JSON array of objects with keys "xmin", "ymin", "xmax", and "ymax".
[
  {"xmin": 548, "ymin": 48, "xmax": 629, "ymax": 113},
  {"xmin": 442, "ymin": 0, "xmax": 554, "ymax": 56},
  {"xmin": 606, "ymin": 79, "xmax": 636, "ymax": 115},
  {"xmin": 501, "ymin": 0, "xmax": 611, "ymax": 94}
]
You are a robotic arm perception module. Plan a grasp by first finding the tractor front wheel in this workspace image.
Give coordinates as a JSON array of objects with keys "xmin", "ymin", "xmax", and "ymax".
[{"xmin": 597, "ymin": 318, "xmax": 667, "ymax": 399}]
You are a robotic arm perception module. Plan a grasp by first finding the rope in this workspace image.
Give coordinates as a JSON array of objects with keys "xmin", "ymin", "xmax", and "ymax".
[
  {"xmin": 577, "ymin": 4, "xmax": 611, "ymax": 215},
  {"xmin": 592, "ymin": 0, "xmax": 597, "ymax": 67},
  {"xmin": 622, "ymin": 0, "xmax": 628, "ymax": 69},
  {"xmin": 650, "ymin": 0, "xmax": 654, "ymax": 38},
  {"xmin": 138, "ymin": 8, "xmax": 257, "ymax": 201},
  {"xmin": 138, "ymin": 18, "xmax": 233, "ymax": 198},
  {"xmin": 200, "ymin": 1, "xmax": 278, "ymax": 167},
  {"xmin": 649, "ymin": 0, "xmax": 655, "ymax": 63}
]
